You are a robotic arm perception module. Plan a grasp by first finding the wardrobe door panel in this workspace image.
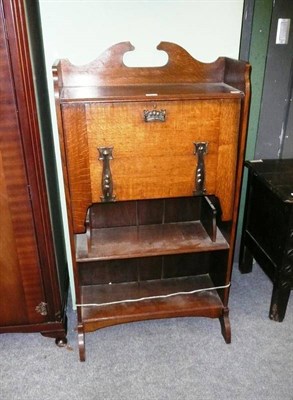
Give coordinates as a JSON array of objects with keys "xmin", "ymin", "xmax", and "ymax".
[{"xmin": 0, "ymin": 7, "xmax": 46, "ymax": 326}]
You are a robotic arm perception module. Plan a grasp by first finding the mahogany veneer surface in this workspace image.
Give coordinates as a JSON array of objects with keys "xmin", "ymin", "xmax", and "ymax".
[
  {"xmin": 0, "ymin": 0, "xmax": 67, "ymax": 341},
  {"xmin": 0, "ymin": 2, "xmax": 45, "ymax": 326}
]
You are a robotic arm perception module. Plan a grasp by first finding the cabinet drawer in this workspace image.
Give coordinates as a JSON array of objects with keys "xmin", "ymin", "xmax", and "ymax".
[{"xmin": 62, "ymin": 99, "xmax": 240, "ymax": 233}]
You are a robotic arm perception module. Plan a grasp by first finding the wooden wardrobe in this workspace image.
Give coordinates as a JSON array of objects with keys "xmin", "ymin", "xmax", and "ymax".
[{"xmin": 0, "ymin": 0, "xmax": 68, "ymax": 343}]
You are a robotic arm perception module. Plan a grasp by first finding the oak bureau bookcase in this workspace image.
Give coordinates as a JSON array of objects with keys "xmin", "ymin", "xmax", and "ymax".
[{"xmin": 53, "ymin": 42, "xmax": 250, "ymax": 361}]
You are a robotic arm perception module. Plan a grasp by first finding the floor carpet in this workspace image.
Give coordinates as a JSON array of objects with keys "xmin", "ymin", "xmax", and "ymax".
[{"xmin": 1, "ymin": 265, "xmax": 292, "ymax": 400}]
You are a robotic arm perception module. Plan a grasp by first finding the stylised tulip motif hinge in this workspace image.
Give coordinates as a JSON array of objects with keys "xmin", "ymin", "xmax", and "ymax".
[
  {"xmin": 98, "ymin": 146, "xmax": 116, "ymax": 202},
  {"xmin": 193, "ymin": 142, "xmax": 208, "ymax": 195}
]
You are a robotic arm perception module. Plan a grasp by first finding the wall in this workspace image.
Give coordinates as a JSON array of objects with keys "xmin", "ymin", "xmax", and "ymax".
[
  {"xmin": 38, "ymin": 0, "xmax": 245, "ymax": 306},
  {"xmin": 235, "ymin": 0, "xmax": 273, "ymax": 259},
  {"xmin": 255, "ymin": 0, "xmax": 293, "ymax": 159}
]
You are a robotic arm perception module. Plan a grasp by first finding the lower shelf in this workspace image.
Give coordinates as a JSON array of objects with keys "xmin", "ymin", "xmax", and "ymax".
[{"xmin": 80, "ymin": 274, "xmax": 225, "ymax": 332}]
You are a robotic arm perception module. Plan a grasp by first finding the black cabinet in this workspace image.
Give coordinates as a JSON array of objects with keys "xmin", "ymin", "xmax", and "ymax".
[{"xmin": 239, "ymin": 159, "xmax": 293, "ymax": 321}]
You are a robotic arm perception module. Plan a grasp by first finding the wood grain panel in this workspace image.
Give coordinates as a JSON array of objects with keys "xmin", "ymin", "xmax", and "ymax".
[
  {"xmin": 55, "ymin": 42, "xmax": 225, "ymax": 88},
  {"xmin": 62, "ymin": 99, "xmax": 239, "ymax": 230},
  {"xmin": 0, "ymin": 13, "xmax": 45, "ymax": 326},
  {"xmin": 87, "ymin": 100, "xmax": 220, "ymax": 199},
  {"xmin": 0, "ymin": 137, "xmax": 45, "ymax": 327},
  {"xmin": 62, "ymin": 104, "xmax": 92, "ymax": 232},
  {"xmin": 0, "ymin": 154, "xmax": 27, "ymax": 324},
  {"xmin": 215, "ymin": 99, "xmax": 241, "ymax": 220}
]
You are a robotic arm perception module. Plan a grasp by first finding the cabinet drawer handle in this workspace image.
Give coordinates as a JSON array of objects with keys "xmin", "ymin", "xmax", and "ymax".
[
  {"xmin": 193, "ymin": 142, "xmax": 208, "ymax": 195},
  {"xmin": 144, "ymin": 109, "xmax": 166, "ymax": 122},
  {"xmin": 98, "ymin": 146, "xmax": 116, "ymax": 202}
]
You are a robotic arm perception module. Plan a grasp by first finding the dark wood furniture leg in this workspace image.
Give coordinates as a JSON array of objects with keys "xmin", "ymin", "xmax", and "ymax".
[
  {"xmin": 41, "ymin": 330, "xmax": 68, "ymax": 347},
  {"xmin": 239, "ymin": 241, "xmax": 254, "ymax": 274},
  {"xmin": 219, "ymin": 308, "xmax": 231, "ymax": 343},
  {"xmin": 40, "ymin": 313, "xmax": 68, "ymax": 347},
  {"xmin": 78, "ymin": 325, "xmax": 86, "ymax": 362},
  {"xmin": 269, "ymin": 269, "xmax": 292, "ymax": 322}
]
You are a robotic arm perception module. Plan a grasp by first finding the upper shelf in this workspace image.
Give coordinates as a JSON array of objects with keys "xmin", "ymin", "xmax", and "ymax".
[
  {"xmin": 53, "ymin": 41, "xmax": 250, "ymax": 100},
  {"xmin": 60, "ymin": 82, "xmax": 243, "ymax": 103},
  {"xmin": 76, "ymin": 222, "xmax": 229, "ymax": 262}
]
